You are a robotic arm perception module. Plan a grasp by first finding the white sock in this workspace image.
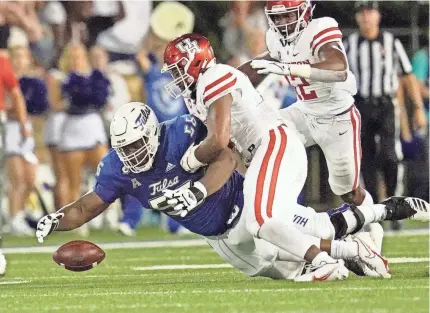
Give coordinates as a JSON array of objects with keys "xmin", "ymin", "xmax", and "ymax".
[
  {"xmin": 258, "ymin": 219, "xmax": 320, "ymax": 260},
  {"xmin": 372, "ymin": 204, "xmax": 387, "ymax": 222},
  {"xmin": 330, "ymin": 240, "xmax": 357, "ymax": 259}
]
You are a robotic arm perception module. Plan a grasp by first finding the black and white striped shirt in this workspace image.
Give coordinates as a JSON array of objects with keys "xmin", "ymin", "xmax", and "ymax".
[{"xmin": 344, "ymin": 31, "xmax": 412, "ymax": 98}]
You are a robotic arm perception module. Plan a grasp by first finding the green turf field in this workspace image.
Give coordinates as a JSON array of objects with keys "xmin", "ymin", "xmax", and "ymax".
[{"xmin": 1, "ymin": 230, "xmax": 429, "ymax": 313}]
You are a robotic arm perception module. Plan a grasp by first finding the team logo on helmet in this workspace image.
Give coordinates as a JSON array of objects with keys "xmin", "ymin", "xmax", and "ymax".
[
  {"xmin": 175, "ymin": 38, "xmax": 202, "ymax": 58},
  {"xmin": 134, "ymin": 107, "xmax": 151, "ymax": 131}
]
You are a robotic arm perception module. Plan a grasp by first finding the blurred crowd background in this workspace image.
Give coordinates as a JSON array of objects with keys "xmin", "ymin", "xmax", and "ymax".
[{"xmin": 0, "ymin": 0, "xmax": 428, "ymax": 239}]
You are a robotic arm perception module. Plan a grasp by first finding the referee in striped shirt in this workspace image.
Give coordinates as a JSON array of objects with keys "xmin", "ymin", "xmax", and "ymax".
[{"xmin": 344, "ymin": 1, "xmax": 427, "ymax": 204}]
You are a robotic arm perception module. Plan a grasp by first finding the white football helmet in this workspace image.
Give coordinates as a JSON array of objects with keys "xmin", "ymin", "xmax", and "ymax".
[{"xmin": 110, "ymin": 102, "xmax": 159, "ymax": 173}]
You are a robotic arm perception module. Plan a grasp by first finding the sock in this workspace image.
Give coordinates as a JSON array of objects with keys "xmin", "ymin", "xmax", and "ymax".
[
  {"xmin": 372, "ymin": 204, "xmax": 387, "ymax": 222},
  {"xmin": 330, "ymin": 240, "xmax": 357, "ymax": 259},
  {"xmin": 258, "ymin": 219, "xmax": 320, "ymax": 260}
]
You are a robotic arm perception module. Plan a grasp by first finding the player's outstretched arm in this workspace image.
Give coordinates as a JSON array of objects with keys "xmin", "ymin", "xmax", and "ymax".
[
  {"xmin": 56, "ymin": 191, "xmax": 110, "ymax": 231},
  {"xmin": 36, "ymin": 191, "xmax": 110, "ymax": 242},
  {"xmin": 250, "ymin": 42, "xmax": 348, "ymax": 83}
]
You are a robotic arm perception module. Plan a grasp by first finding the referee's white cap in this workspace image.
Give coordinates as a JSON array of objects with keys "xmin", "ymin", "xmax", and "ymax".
[{"xmin": 150, "ymin": 2, "xmax": 195, "ymax": 41}]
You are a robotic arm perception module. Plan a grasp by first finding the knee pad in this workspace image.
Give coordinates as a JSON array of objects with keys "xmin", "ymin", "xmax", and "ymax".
[{"xmin": 328, "ymin": 204, "xmax": 365, "ymax": 239}]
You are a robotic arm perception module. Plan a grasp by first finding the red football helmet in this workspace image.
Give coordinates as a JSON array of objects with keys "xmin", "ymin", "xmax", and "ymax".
[
  {"xmin": 162, "ymin": 33, "xmax": 216, "ymax": 99},
  {"xmin": 265, "ymin": 0, "xmax": 314, "ymax": 42}
]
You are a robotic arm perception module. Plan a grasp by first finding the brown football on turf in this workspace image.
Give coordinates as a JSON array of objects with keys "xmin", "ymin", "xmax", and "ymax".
[{"xmin": 53, "ymin": 240, "xmax": 105, "ymax": 272}]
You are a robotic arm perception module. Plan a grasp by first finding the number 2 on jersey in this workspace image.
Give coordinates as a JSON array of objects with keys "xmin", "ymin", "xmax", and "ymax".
[{"xmin": 285, "ymin": 76, "xmax": 317, "ymax": 101}]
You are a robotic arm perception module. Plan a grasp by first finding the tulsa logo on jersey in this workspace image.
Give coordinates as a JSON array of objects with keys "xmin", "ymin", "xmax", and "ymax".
[{"xmin": 94, "ymin": 114, "xmax": 244, "ymax": 236}]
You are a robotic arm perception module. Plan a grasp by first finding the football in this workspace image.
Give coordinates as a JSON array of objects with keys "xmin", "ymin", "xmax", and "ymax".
[{"xmin": 53, "ymin": 240, "xmax": 105, "ymax": 272}]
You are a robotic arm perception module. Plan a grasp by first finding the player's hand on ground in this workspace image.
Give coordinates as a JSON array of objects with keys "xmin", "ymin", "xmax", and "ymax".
[
  {"xmin": 36, "ymin": 213, "xmax": 64, "ymax": 243},
  {"xmin": 163, "ymin": 182, "xmax": 207, "ymax": 217},
  {"xmin": 180, "ymin": 143, "xmax": 206, "ymax": 173},
  {"xmin": 250, "ymin": 60, "xmax": 290, "ymax": 75}
]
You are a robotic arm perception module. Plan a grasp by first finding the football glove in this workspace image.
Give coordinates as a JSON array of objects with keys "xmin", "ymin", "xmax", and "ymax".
[
  {"xmin": 163, "ymin": 182, "xmax": 207, "ymax": 217},
  {"xmin": 180, "ymin": 143, "xmax": 207, "ymax": 173},
  {"xmin": 250, "ymin": 59, "xmax": 291, "ymax": 75},
  {"xmin": 36, "ymin": 213, "xmax": 64, "ymax": 243}
]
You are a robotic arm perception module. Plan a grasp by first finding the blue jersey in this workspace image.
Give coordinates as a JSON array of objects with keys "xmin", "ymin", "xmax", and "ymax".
[{"xmin": 94, "ymin": 115, "xmax": 244, "ymax": 236}]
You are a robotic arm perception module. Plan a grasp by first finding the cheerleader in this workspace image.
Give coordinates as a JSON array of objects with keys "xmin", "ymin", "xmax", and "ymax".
[
  {"xmin": 7, "ymin": 46, "xmax": 48, "ymax": 236},
  {"xmin": 45, "ymin": 68, "xmax": 68, "ymax": 209},
  {"xmin": 57, "ymin": 43, "xmax": 110, "ymax": 204}
]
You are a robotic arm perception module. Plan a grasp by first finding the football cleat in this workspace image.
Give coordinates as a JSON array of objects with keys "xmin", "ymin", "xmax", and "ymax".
[
  {"xmin": 344, "ymin": 232, "xmax": 380, "ymax": 277},
  {"xmin": 382, "ymin": 197, "xmax": 429, "ymax": 222},
  {"xmin": 350, "ymin": 237, "xmax": 391, "ymax": 279},
  {"xmin": 295, "ymin": 252, "xmax": 349, "ymax": 282}
]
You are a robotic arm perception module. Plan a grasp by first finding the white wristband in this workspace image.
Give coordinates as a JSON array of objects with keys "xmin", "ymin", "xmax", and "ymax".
[
  {"xmin": 185, "ymin": 143, "xmax": 207, "ymax": 170},
  {"xmin": 193, "ymin": 181, "xmax": 208, "ymax": 199}
]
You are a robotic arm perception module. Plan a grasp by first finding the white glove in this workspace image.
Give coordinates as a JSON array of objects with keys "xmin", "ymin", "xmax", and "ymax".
[
  {"xmin": 180, "ymin": 143, "xmax": 207, "ymax": 173},
  {"xmin": 250, "ymin": 59, "xmax": 291, "ymax": 75},
  {"xmin": 36, "ymin": 213, "xmax": 64, "ymax": 243},
  {"xmin": 162, "ymin": 182, "xmax": 207, "ymax": 217}
]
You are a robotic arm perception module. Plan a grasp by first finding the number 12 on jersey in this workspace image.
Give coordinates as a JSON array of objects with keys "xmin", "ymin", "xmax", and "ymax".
[{"xmin": 285, "ymin": 75, "xmax": 317, "ymax": 101}]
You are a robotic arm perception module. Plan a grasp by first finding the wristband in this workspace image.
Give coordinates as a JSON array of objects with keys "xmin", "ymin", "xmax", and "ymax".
[
  {"xmin": 186, "ymin": 143, "xmax": 207, "ymax": 170},
  {"xmin": 191, "ymin": 181, "xmax": 208, "ymax": 202}
]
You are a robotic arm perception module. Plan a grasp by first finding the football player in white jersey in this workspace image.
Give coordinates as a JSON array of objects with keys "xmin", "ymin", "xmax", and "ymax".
[
  {"xmin": 242, "ymin": 0, "xmax": 371, "ymax": 208},
  {"xmin": 161, "ymin": 33, "xmax": 395, "ymax": 279}
]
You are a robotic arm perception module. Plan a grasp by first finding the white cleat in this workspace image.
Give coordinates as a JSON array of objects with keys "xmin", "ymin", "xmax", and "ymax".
[
  {"xmin": 0, "ymin": 251, "xmax": 6, "ymax": 277},
  {"xmin": 10, "ymin": 215, "xmax": 34, "ymax": 237},
  {"xmin": 404, "ymin": 197, "xmax": 429, "ymax": 221},
  {"xmin": 117, "ymin": 222, "xmax": 136, "ymax": 237},
  {"xmin": 352, "ymin": 237, "xmax": 391, "ymax": 278},
  {"xmin": 295, "ymin": 252, "xmax": 349, "ymax": 282},
  {"xmin": 344, "ymin": 232, "xmax": 381, "ymax": 277}
]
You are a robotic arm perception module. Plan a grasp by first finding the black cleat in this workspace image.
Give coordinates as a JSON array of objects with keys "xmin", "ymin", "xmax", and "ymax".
[{"xmin": 381, "ymin": 197, "xmax": 429, "ymax": 221}]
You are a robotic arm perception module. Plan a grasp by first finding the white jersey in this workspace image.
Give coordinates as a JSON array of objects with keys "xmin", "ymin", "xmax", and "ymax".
[
  {"xmin": 266, "ymin": 17, "xmax": 357, "ymax": 116},
  {"xmin": 188, "ymin": 63, "xmax": 283, "ymax": 165}
]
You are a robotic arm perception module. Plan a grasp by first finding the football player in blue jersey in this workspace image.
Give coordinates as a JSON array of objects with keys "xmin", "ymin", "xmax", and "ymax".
[{"xmin": 36, "ymin": 102, "xmax": 429, "ymax": 281}]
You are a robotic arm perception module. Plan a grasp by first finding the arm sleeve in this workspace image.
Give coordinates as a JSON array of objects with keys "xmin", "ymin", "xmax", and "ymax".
[
  {"xmin": 93, "ymin": 159, "xmax": 123, "ymax": 203},
  {"xmin": 394, "ymin": 38, "xmax": 413, "ymax": 76},
  {"xmin": 311, "ymin": 17, "xmax": 343, "ymax": 57},
  {"xmin": 412, "ymin": 50, "xmax": 428, "ymax": 82}
]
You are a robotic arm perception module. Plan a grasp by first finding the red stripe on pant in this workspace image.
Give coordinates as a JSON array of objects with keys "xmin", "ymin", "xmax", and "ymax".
[
  {"xmin": 350, "ymin": 107, "xmax": 360, "ymax": 190},
  {"xmin": 266, "ymin": 126, "xmax": 287, "ymax": 218},
  {"xmin": 254, "ymin": 125, "xmax": 287, "ymax": 226}
]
